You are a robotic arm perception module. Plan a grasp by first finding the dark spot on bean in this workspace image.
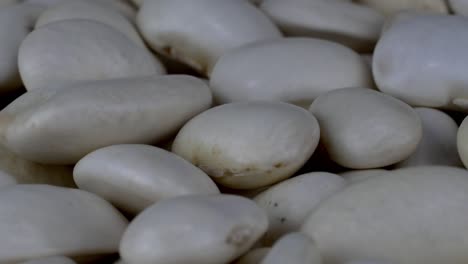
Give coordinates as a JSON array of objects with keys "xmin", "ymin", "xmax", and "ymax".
[
  {"xmin": 274, "ymin": 162, "xmax": 284, "ymax": 168},
  {"xmin": 162, "ymin": 46, "xmax": 173, "ymax": 56}
]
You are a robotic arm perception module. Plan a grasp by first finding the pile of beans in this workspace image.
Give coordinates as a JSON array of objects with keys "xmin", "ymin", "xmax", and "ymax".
[{"xmin": 1, "ymin": 0, "xmax": 468, "ymax": 263}]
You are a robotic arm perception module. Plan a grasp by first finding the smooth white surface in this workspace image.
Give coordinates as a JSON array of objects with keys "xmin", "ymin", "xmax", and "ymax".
[
  {"xmin": 260, "ymin": 233, "xmax": 322, "ymax": 264},
  {"xmin": 0, "ymin": 145, "xmax": 74, "ymax": 187},
  {"xmin": 260, "ymin": 0, "xmax": 384, "ymax": 52},
  {"xmin": 3, "ymin": 75, "xmax": 212, "ymax": 164},
  {"xmin": 396, "ymin": 108, "xmax": 462, "ymax": 168},
  {"xmin": 74, "ymin": 144, "xmax": 219, "ymax": 214},
  {"xmin": 35, "ymin": 0, "xmax": 144, "ymax": 47},
  {"xmin": 254, "ymin": 172, "xmax": 346, "ymax": 245},
  {"xmin": 355, "ymin": 0, "xmax": 448, "ymax": 16},
  {"xmin": 302, "ymin": 166, "xmax": 468, "ymax": 264},
  {"xmin": 340, "ymin": 169, "xmax": 388, "ymax": 184},
  {"xmin": 457, "ymin": 115, "xmax": 468, "ymax": 168},
  {"xmin": 344, "ymin": 261, "xmax": 393, "ymax": 264},
  {"xmin": 19, "ymin": 19, "xmax": 164, "ymax": 90},
  {"xmin": 310, "ymin": 87, "xmax": 422, "ymax": 169},
  {"xmin": 120, "ymin": 194, "xmax": 268, "ymax": 264},
  {"xmin": 137, "ymin": 0, "xmax": 281, "ymax": 75},
  {"xmin": 210, "ymin": 38, "xmax": 372, "ymax": 107},
  {"xmin": 172, "ymin": 102, "xmax": 320, "ymax": 189},
  {"xmin": 234, "ymin": 248, "xmax": 270, "ymax": 264},
  {"xmin": 0, "ymin": 4, "xmax": 43, "ymax": 93},
  {"xmin": 20, "ymin": 256, "xmax": 76, "ymax": 264},
  {"xmin": 0, "ymin": 0, "xmax": 18, "ymax": 7},
  {"xmin": 374, "ymin": 14, "xmax": 468, "ymax": 112},
  {"xmin": 0, "ymin": 185, "xmax": 128, "ymax": 263},
  {"xmin": 450, "ymin": 0, "xmax": 468, "ymax": 15},
  {"xmin": 0, "ymin": 170, "xmax": 17, "ymax": 189}
]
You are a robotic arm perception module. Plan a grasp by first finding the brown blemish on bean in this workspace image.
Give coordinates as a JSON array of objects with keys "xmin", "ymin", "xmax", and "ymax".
[
  {"xmin": 162, "ymin": 46, "xmax": 173, "ymax": 56},
  {"xmin": 274, "ymin": 162, "xmax": 284, "ymax": 168}
]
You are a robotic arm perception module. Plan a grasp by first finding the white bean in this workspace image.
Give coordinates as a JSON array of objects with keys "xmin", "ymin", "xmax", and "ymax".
[
  {"xmin": 0, "ymin": 4, "xmax": 43, "ymax": 93},
  {"xmin": 260, "ymin": 232, "xmax": 322, "ymax": 264},
  {"xmin": 172, "ymin": 102, "xmax": 320, "ymax": 189},
  {"xmin": 373, "ymin": 13, "xmax": 468, "ymax": 112},
  {"xmin": 2, "ymin": 75, "xmax": 212, "ymax": 164},
  {"xmin": 456, "ymin": 115, "xmax": 468, "ymax": 168},
  {"xmin": 310, "ymin": 87, "xmax": 422, "ymax": 169},
  {"xmin": 234, "ymin": 247, "xmax": 270, "ymax": 264},
  {"xmin": 0, "ymin": 185, "xmax": 127, "ymax": 262},
  {"xmin": 302, "ymin": 166, "xmax": 468, "ymax": 264},
  {"xmin": 20, "ymin": 256, "xmax": 76, "ymax": 264},
  {"xmin": 210, "ymin": 38, "xmax": 372, "ymax": 107},
  {"xmin": 0, "ymin": 170, "xmax": 17, "ymax": 189},
  {"xmin": 0, "ymin": 0, "xmax": 19, "ymax": 8},
  {"xmin": 260, "ymin": 0, "xmax": 384, "ymax": 52},
  {"xmin": 254, "ymin": 172, "xmax": 346, "ymax": 245},
  {"xmin": 35, "ymin": 0, "xmax": 144, "ymax": 47},
  {"xmin": 19, "ymin": 19, "xmax": 164, "ymax": 90},
  {"xmin": 449, "ymin": 0, "xmax": 468, "ymax": 15},
  {"xmin": 120, "ymin": 194, "xmax": 268, "ymax": 264},
  {"xmin": 354, "ymin": 0, "xmax": 448, "ymax": 16},
  {"xmin": 74, "ymin": 144, "xmax": 219, "ymax": 214},
  {"xmin": 396, "ymin": 107, "xmax": 462, "ymax": 168},
  {"xmin": 137, "ymin": 0, "xmax": 282, "ymax": 75},
  {"xmin": 340, "ymin": 169, "xmax": 388, "ymax": 184},
  {"xmin": 0, "ymin": 144, "xmax": 75, "ymax": 187}
]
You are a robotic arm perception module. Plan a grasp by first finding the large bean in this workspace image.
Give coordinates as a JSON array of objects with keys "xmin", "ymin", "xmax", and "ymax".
[
  {"xmin": 137, "ymin": 0, "xmax": 282, "ymax": 75},
  {"xmin": 310, "ymin": 87, "xmax": 422, "ymax": 169},
  {"xmin": 2, "ymin": 75, "xmax": 212, "ymax": 164},
  {"xmin": 120, "ymin": 194, "xmax": 268, "ymax": 264},
  {"xmin": 210, "ymin": 38, "xmax": 372, "ymax": 107},
  {"xmin": 172, "ymin": 102, "xmax": 320, "ymax": 189},
  {"xmin": 302, "ymin": 166, "xmax": 468, "ymax": 264},
  {"xmin": 0, "ymin": 185, "xmax": 127, "ymax": 263},
  {"xmin": 74, "ymin": 144, "xmax": 219, "ymax": 214},
  {"xmin": 19, "ymin": 19, "xmax": 164, "ymax": 90}
]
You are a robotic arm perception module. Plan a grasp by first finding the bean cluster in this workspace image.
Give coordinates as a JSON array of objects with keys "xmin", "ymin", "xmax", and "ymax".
[{"xmin": 0, "ymin": 0, "xmax": 467, "ymax": 264}]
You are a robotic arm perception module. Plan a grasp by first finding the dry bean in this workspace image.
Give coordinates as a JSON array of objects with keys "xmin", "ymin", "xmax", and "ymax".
[
  {"xmin": 260, "ymin": 233, "xmax": 322, "ymax": 264},
  {"xmin": 354, "ymin": 0, "xmax": 448, "ymax": 16},
  {"xmin": 35, "ymin": 0, "xmax": 144, "ymax": 47},
  {"xmin": 310, "ymin": 87, "xmax": 422, "ymax": 169},
  {"xmin": 74, "ymin": 144, "xmax": 219, "ymax": 214},
  {"xmin": 396, "ymin": 107, "xmax": 462, "ymax": 168},
  {"xmin": 210, "ymin": 38, "xmax": 372, "ymax": 107},
  {"xmin": 254, "ymin": 172, "xmax": 346, "ymax": 245},
  {"xmin": 120, "ymin": 194, "xmax": 268, "ymax": 264},
  {"xmin": 260, "ymin": 0, "xmax": 384, "ymax": 52},
  {"xmin": 302, "ymin": 166, "xmax": 468, "ymax": 264},
  {"xmin": 137, "ymin": 0, "xmax": 282, "ymax": 75},
  {"xmin": 172, "ymin": 102, "xmax": 320, "ymax": 189},
  {"xmin": 234, "ymin": 248, "xmax": 270, "ymax": 264},
  {"xmin": 2, "ymin": 75, "xmax": 211, "ymax": 164},
  {"xmin": 19, "ymin": 19, "xmax": 164, "ymax": 90},
  {"xmin": 0, "ymin": 185, "xmax": 127, "ymax": 263},
  {"xmin": 374, "ymin": 13, "xmax": 468, "ymax": 112}
]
